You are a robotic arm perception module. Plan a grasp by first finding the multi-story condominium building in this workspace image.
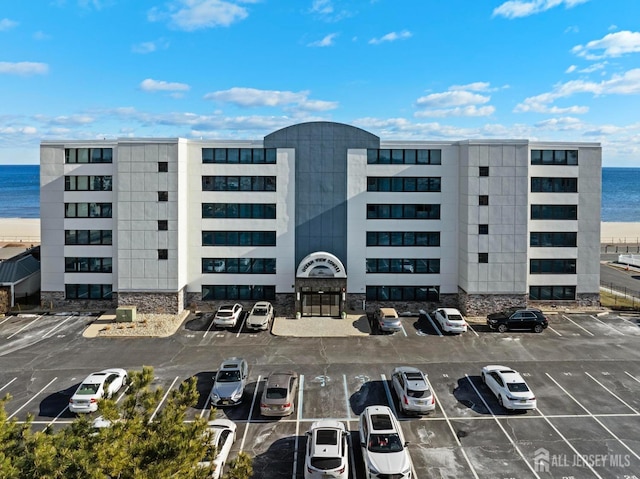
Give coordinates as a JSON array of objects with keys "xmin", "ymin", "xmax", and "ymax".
[{"xmin": 40, "ymin": 121, "xmax": 601, "ymax": 316}]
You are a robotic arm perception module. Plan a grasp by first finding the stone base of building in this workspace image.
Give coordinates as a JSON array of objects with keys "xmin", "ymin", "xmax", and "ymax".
[
  {"xmin": 118, "ymin": 290, "xmax": 185, "ymax": 314},
  {"xmin": 40, "ymin": 291, "xmax": 118, "ymax": 311},
  {"xmin": 185, "ymin": 293, "xmax": 296, "ymax": 318},
  {"xmin": 0, "ymin": 287, "xmax": 11, "ymax": 314},
  {"xmin": 459, "ymin": 289, "xmax": 528, "ymax": 317}
]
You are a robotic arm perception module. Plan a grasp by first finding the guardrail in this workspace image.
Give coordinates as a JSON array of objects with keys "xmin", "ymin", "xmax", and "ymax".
[{"xmin": 0, "ymin": 237, "xmax": 40, "ymax": 243}]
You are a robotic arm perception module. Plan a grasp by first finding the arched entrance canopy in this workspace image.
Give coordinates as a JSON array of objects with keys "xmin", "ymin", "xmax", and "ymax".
[{"xmin": 296, "ymin": 251, "xmax": 347, "ymax": 278}]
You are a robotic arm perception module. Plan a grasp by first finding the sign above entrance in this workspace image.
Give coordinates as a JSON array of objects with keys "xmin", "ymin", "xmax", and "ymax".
[{"xmin": 296, "ymin": 251, "xmax": 347, "ymax": 278}]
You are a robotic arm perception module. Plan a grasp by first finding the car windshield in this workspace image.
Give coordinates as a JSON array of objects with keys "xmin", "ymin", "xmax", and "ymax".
[
  {"xmin": 217, "ymin": 370, "xmax": 241, "ymax": 382},
  {"xmin": 216, "ymin": 311, "xmax": 233, "ymax": 317},
  {"xmin": 367, "ymin": 433, "xmax": 404, "ymax": 453},
  {"xmin": 253, "ymin": 308, "xmax": 268, "ymax": 316},
  {"xmin": 77, "ymin": 383, "xmax": 100, "ymax": 395},
  {"xmin": 507, "ymin": 382, "xmax": 530, "ymax": 393},
  {"xmin": 448, "ymin": 314, "xmax": 463, "ymax": 321},
  {"xmin": 266, "ymin": 387, "xmax": 287, "ymax": 399}
]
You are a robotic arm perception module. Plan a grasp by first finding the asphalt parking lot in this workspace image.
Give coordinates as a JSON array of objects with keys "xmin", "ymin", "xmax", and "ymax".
[{"xmin": 1, "ymin": 310, "xmax": 640, "ymax": 478}]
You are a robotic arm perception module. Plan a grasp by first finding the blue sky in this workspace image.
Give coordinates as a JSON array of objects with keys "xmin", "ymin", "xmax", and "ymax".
[{"xmin": 1, "ymin": 0, "xmax": 640, "ymax": 166}]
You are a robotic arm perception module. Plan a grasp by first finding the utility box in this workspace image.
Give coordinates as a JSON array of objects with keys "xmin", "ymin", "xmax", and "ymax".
[{"xmin": 116, "ymin": 306, "xmax": 136, "ymax": 322}]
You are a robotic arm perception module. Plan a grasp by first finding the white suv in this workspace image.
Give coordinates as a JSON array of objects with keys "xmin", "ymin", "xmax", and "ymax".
[{"xmin": 359, "ymin": 405, "xmax": 412, "ymax": 478}]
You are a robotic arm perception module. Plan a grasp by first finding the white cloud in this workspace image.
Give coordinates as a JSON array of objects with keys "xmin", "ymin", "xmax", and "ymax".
[
  {"xmin": 132, "ymin": 39, "xmax": 169, "ymax": 54},
  {"xmin": 369, "ymin": 30, "xmax": 412, "ymax": 45},
  {"xmin": 414, "ymin": 84, "xmax": 495, "ymax": 118},
  {"xmin": 572, "ymin": 31, "xmax": 640, "ymax": 59},
  {"xmin": 140, "ymin": 78, "xmax": 190, "ymax": 93},
  {"xmin": 34, "ymin": 114, "xmax": 95, "ymax": 126},
  {"xmin": 308, "ymin": 0, "xmax": 353, "ymax": 22},
  {"xmin": 565, "ymin": 65, "xmax": 577, "ymax": 73},
  {"xmin": 205, "ymin": 87, "xmax": 307, "ymax": 107},
  {"xmin": 149, "ymin": 0, "xmax": 254, "ymax": 31},
  {"xmin": 310, "ymin": 0, "xmax": 333, "ymax": 15},
  {"xmin": 296, "ymin": 99, "xmax": 338, "ymax": 112},
  {"xmin": 515, "ymin": 68, "xmax": 640, "ymax": 113},
  {"xmin": 0, "ymin": 18, "xmax": 18, "ymax": 31},
  {"xmin": 33, "ymin": 31, "xmax": 51, "ymax": 41},
  {"xmin": 578, "ymin": 61, "xmax": 607, "ymax": 73},
  {"xmin": 564, "ymin": 25, "xmax": 579, "ymax": 34},
  {"xmin": 0, "ymin": 62, "xmax": 48, "ymax": 75},
  {"xmin": 493, "ymin": 0, "xmax": 588, "ymax": 19},
  {"xmin": 308, "ymin": 33, "xmax": 338, "ymax": 47}
]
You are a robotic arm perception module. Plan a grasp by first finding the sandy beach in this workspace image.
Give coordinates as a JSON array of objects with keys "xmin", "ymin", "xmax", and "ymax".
[{"xmin": 0, "ymin": 218, "xmax": 639, "ymax": 245}]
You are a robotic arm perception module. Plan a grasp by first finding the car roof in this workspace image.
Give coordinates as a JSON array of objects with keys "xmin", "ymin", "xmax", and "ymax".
[
  {"xmin": 83, "ymin": 369, "xmax": 123, "ymax": 383},
  {"xmin": 484, "ymin": 365, "xmax": 525, "ymax": 383},
  {"xmin": 220, "ymin": 357, "xmax": 245, "ymax": 369},
  {"xmin": 266, "ymin": 371, "xmax": 296, "ymax": 385},
  {"xmin": 439, "ymin": 307, "xmax": 463, "ymax": 315},
  {"xmin": 379, "ymin": 307, "xmax": 398, "ymax": 316},
  {"xmin": 363, "ymin": 405, "xmax": 397, "ymax": 432},
  {"xmin": 252, "ymin": 301, "xmax": 271, "ymax": 308}
]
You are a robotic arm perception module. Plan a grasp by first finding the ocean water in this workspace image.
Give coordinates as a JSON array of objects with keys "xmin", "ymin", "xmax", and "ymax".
[
  {"xmin": 0, "ymin": 165, "xmax": 637, "ymax": 221},
  {"xmin": 0, "ymin": 165, "xmax": 40, "ymax": 218}
]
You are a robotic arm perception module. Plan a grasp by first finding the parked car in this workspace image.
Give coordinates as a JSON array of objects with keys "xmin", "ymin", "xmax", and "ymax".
[
  {"xmin": 213, "ymin": 303, "xmax": 243, "ymax": 328},
  {"xmin": 359, "ymin": 405, "xmax": 412, "ymax": 479},
  {"xmin": 246, "ymin": 301, "xmax": 274, "ymax": 331},
  {"xmin": 432, "ymin": 307, "xmax": 468, "ymax": 334},
  {"xmin": 209, "ymin": 358, "xmax": 249, "ymax": 407},
  {"xmin": 374, "ymin": 307, "xmax": 402, "ymax": 333},
  {"xmin": 304, "ymin": 420, "xmax": 349, "ymax": 479},
  {"xmin": 481, "ymin": 365, "xmax": 537, "ymax": 411},
  {"xmin": 69, "ymin": 368, "xmax": 128, "ymax": 414},
  {"xmin": 260, "ymin": 370, "xmax": 299, "ymax": 417},
  {"xmin": 390, "ymin": 366, "xmax": 435, "ymax": 415},
  {"xmin": 486, "ymin": 307, "xmax": 548, "ymax": 333},
  {"xmin": 198, "ymin": 419, "xmax": 237, "ymax": 479}
]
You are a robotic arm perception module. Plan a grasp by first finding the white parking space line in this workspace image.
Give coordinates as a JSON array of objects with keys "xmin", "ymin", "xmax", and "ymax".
[
  {"xmin": 548, "ymin": 325, "xmax": 562, "ymax": 336},
  {"xmin": 6, "ymin": 314, "xmax": 44, "ymax": 339},
  {"xmin": 42, "ymin": 315, "xmax": 74, "ymax": 339},
  {"xmin": 400, "ymin": 324, "xmax": 408, "ymax": 337},
  {"xmin": 292, "ymin": 374, "xmax": 304, "ymax": 479},
  {"xmin": 45, "ymin": 405, "xmax": 70, "ymax": 430},
  {"xmin": 624, "ymin": 371, "xmax": 640, "ymax": 385},
  {"xmin": 239, "ymin": 374, "xmax": 261, "ymax": 452},
  {"xmin": 465, "ymin": 374, "xmax": 542, "ymax": 479},
  {"xmin": 584, "ymin": 372, "xmax": 639, "ymax": 414},
  {"xmin": 589, "ymin": 315, "xmax": 625, "ymax": 335},
  {"xmin": 562, "ymin": 314, "xmax": 595, "ymax": 336},
  {"xmin": 419, "ymin": 310, "xmax": 443, "ymax": 337},
  {"xmin": 426, "ymin": 377, "xmax": 480, "ymax": 479},
  {"xmin": 342, "ymin": 375, "xmax": 351, "ymax": 421},
  {"xmin": 202, "ymin": 316, "xmax": 217, "ymax": 338},
  {"xmin": 0, "ymin": 377, "xmax": 17, "ymax": 392},
  {"xmin": 616, "ymin": 315, "xmax": 638, "ymax": 326},
  {"xmin": 8, "ymin": 377, "xmax": 58, "ymax": 420},
  {"xmin": 200, "ymin": 395, "xmax": 211, "ymax": 418},
  {"xmin": 535, "ymin": 405, "xmax": 602, "ymax": 478},
  {"xmin": 149, "ymin": 376, "xmax": 179, "ymax": 422},
  {"xmin": 467, "ymin": 323, "xmax": 480, "ymax": 337},
  {"xmin": 347, "ymin": 430, "xmax": 357, "ymax": 479},
  {"xmin": 236, "ymin": 314, "xmax": 247, "ymax": 338},
  {"xmin": 0, "ymin": 315, "xmax": 13, "ymax": 327},
  {"xmin": 546, "ymin": 373, "xmax": 640, "ymax": 462},
  {"xmin": 381, "ymin": 373, "xmax": 397, "ymax": 417}
]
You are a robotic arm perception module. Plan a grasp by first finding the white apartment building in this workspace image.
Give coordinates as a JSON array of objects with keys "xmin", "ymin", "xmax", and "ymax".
[{"xmin": 40, "ymin": 121, "xmax": 601, "ymax": 316}]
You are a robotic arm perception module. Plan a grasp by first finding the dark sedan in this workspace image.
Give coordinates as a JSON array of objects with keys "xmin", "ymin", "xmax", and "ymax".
[{"xmin": 487, "ymin": 307, "xmax": 548, "ymax": 333}]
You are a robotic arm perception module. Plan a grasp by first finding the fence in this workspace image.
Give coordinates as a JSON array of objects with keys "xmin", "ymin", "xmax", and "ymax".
[{"xmin": 600, "ymin": 282, "xmax": 640, "ymax": 309}]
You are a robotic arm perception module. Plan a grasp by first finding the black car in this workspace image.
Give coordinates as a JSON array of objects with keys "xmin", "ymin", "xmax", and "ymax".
[{"xmin": 486, "ymin": 307, "xmax": 548, "ymax": 333}]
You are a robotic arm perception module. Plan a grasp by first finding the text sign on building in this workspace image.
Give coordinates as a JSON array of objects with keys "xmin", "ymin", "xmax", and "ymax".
[{"xmin": 296, "ymin": 251, "xmax": 347, "ymax": 278}]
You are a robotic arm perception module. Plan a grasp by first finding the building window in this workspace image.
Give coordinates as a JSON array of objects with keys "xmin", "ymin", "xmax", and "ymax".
[
  {"xmin": 529, "ymin": 286, "xmax": 576, "ymax": 301},
  {"xmin": 531, "ymin": 205, "xmax": 577, "ymax": 220},
  {"xmin": 479, "ymin": 166, "xmax": 489, "ymax": 177},
  {"xmin": 158, "ymin": 191, "xmax": 168, "ymax": 202},
  {"xmin": 65, "ymin": 230, "xmax": 112, "ymax": 245},
  {"xmin": 479, "ymin": 224, "xmax": 489, "ymax": 235},
  {"xmin": 530, "ymin": 259, "xmax": 576, "ymax": 274},
  {"xmin": 367, "ymin": 204, "xmax": 440, "ymax": 219},
  {"xmin": 531, "ymin": 177, "xmax": 578, "ymax": 193},
  {"xmin": 479, "ymin": 195, "xmax": 489, "ymax": 206},
  {"xmin": 202, "ymin": 176, "xmax": 277, "ymax": 192},
  {"xmin": 366, "ymin": 258, "xmax": 440, "ymax": 274},
  {"xmin": 202, "ymin": 148, "xmax": 276, "ymax": 164},
  {"xmin": 202, "ymin": 231, "xmax": 277, "ymax": 246},
  {"xmin": 366, "ymin": 231, "xmax": 440, "ymax": 247},
  {"xmin": 531, "ymin": 149, "xmax": 578, "ymax": 166},
  {"xmin": 367, "ymin": 177, "xmax": 441, "ymax": 192},
  {"xmin": 365, "ymin": 286, "xmax": 439, "ymax": 301},
  {"xmin": 158, "ymin": 220, "xmax": 168, "ymax": 231},
  {"xmin": 158, "ymin": 162, "xmax": 168, "ymax": 172},
  {"xmin": 65, "ymin": 284, "xmax": 113, "ymax": 299},
  {"xmin": 367, "ymin": 149, "xmax": 441, "ymax": 165},
  {"xmin": 65, "ymin": 257, "xmax": 113, "ymax": 273},
  {"xmin": 202, "ymin": 285, "xmax": 276, "ymax": 300},
  {"xmin": 65, "ymin": 203, "xmax": 112, "ymax": 218},
  {"xmin": 530, "ymin": 232, "xmax": 577, "ymax": 247},
  {"xmin": 65, "ymin": 176, "xmax": 112, "ymax": 191},
  {"xmin": 203, "ymin": 258, "xmax": 276, "ymax": 274},
  {"xmin": 202, "ymin": 203, "xmax": 276, "ymax": 219},
  {"xmin": 65, "ymin": 148, "xmax": 113, "ymax": 164},
  {"xmin": 158, "ymin": 249, "xmax": 168, "ymax": 260},
  {"xmin": 478, "ymin": 253, "xmax": 488, "ymax": 263}
]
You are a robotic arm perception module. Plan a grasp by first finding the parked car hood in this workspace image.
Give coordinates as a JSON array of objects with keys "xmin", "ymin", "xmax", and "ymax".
[
  {"xmin": 213, "ymin": 381, "xmax": 243, "ymax": 398},
  {"xmin": 367, "ymin": 450, "xmax": 410, "ymax": 475}
]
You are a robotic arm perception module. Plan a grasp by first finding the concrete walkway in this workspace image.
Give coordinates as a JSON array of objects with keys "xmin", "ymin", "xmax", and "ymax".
[{"xmin": 271, "ymin": 313, "xmax": 371, "ymax": 337}]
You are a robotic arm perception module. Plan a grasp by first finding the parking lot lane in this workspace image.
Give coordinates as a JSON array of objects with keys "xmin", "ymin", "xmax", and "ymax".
[
  {"xmin": 432, "ymin": 371, "xmax": 490, "ymax": 418},
  {"xmin": 300, "ymin": 370, "xmax": 351, "ymax": 421},
  {"xmin": 562, "ymin": 314, "xmax": 596, "ymax": 337},
  {"xmin": 242, "ymin": 421, "xmax": 298, "ymax": 479},
  {"xmin": 549, "ymin": 372, "xmax": 639, "ymax": 415},
  {"xmin": 523, "ymin": 370, "xmax": 588, "ymax": 417},
  {"xmin": 544, "ymin": 416, "xmax": 640, "ymax": 478},
  {"xmin": 584, "ymin": 371, "xmax": 640, "ymax": 414},
  {"xmin": 8, "ymin": 377, "xmax": 58, "ymax": 420},
  {"xmin": 0, "ymin": 376, "xmax": 16, "ymax": 393}
]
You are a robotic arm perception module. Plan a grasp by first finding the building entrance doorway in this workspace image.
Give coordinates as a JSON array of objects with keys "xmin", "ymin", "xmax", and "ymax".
[{"xmin": 301, "ymin": 292, "xmax": 340, "ymax": 317}]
